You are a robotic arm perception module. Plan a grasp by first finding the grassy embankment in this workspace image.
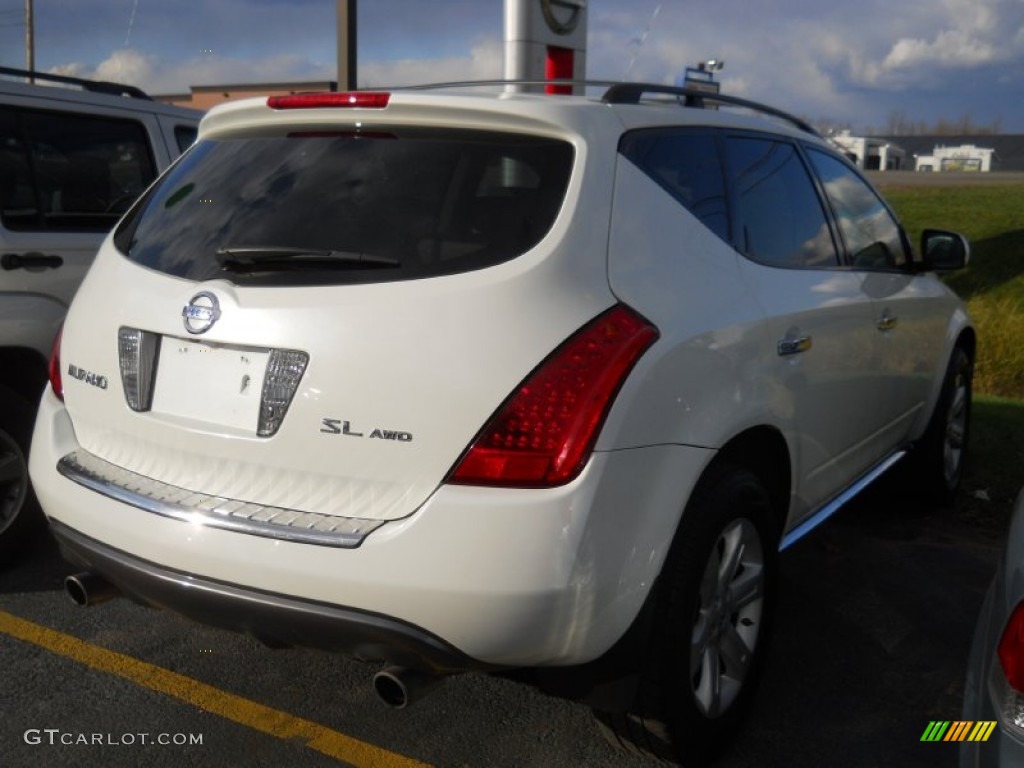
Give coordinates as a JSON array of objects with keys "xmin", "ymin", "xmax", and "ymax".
[{"xmin": 880, "ymin": 181, "xmax": 1024, "ymax": 519}]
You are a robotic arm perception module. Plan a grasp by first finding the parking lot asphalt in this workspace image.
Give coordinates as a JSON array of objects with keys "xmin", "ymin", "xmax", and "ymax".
[
  {"xmin": 728, "ymin": 481, "xmax": 1002, "ymax": 768},
  {"xmin": 0, "ymin": 477, "xmax": 1004, "ymax": 768}
]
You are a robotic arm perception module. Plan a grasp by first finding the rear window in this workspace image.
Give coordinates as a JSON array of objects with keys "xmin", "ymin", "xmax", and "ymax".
[{"xmin": 114, "ymin": 128, "xmax": 573, "ymax": 286}]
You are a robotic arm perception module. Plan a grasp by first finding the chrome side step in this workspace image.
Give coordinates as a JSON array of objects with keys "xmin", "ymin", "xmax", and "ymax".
[{"xmin": 779, "ymin": 450, "xmax": 907, "ymax": 551}]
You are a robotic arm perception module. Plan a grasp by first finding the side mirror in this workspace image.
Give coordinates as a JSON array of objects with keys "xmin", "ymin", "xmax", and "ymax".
[{"xmin": 920, "ymin": 229, "xmax": 970, "ymax": 271}]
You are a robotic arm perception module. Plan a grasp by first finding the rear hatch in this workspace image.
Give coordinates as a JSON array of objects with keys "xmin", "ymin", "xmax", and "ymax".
[{"xmin": 57, "ymin": 92, "xmax": 619, "ymax": 525}]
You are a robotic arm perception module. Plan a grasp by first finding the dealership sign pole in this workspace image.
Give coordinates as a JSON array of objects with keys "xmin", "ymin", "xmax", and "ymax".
[{"xmin": 504, "ymin": 0, "xmax": 588, "ymax": 94}]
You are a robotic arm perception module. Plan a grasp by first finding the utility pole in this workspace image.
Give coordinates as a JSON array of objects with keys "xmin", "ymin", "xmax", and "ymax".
[
  {"xmin": 337, "ymin": 0, "xmax": 356, "ymax": 90},
  {"xmin": 25, "ymin": 0, "xmax": 34, "ymax": 80}
]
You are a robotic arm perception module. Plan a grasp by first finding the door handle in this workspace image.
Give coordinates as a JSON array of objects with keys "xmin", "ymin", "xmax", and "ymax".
[
  {"xmin": 2, "ymin": 252, "xmax": 64, "ymax": 271},
  {"xmin": 778, "ymin": 335, "xmax": 812, "ymax": 356},
  {"xmin": 877, "ymin": 311, "xmax": 898, "ymax": 332}
]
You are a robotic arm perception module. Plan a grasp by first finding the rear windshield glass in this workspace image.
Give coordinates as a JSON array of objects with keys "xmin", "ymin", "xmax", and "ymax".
[{"xmin": 114, "ymin": 128, "xmax": 574, "ymax": 286}]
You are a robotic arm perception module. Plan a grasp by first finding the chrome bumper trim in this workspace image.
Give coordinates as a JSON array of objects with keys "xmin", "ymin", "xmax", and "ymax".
[{"xmin": 57, "ymin": 450, "xmax": 384, "ymax": 548}]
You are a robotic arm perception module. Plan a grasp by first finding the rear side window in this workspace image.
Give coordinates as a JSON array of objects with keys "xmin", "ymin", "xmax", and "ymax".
[
  {"xmin": 0, "ymin": 106, "xmax": 156, "ymax": 232},
  {"xmin": 619, "ymin": 129, "xmax": 728, "ymax": 242},
  {"xmin": 725, "ymin": 137, "xmax": 838, "ymax": 269},
  {"xmin": 114, "ymin": 129, "xmax": 574, "ymax": 286}
]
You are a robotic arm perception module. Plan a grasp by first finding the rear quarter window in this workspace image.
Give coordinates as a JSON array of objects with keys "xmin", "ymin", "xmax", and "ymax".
[
  {"xmin": 114, "ymin": 128, "xmax": 574, "ymax": 286},
  {"xmin": 618, "ymin": 128, "xmax": 729, "ymax": 242}
]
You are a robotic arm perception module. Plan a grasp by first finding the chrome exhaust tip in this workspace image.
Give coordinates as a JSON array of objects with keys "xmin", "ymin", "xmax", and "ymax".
[
  {"xmin": 373, "ymin": 666, "xmax": 443, "ymax": 709},
  {"xmin": 64, "ymin": 571, "xmax": 119, "ymax": 607}
]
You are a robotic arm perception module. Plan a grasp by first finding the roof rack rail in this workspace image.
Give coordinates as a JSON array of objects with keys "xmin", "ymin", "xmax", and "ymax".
[
  {"xmin": 389, "ymin": 79, "xmax": 818, "ymax": 136},
  {"xmin": 396, "ymin": 78, "xmax": 620, "ymax": 91},
  {"xmin": 601, "ymin": 82, "xmax": 818, "ymax": 136},
  {"xmin": 0, "ymin": 65, "xmax": 152, "ymax": 100}
]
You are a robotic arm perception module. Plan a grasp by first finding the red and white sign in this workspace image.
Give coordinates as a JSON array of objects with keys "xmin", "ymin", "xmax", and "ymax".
[{"xmin": 504, "ymin": 0, "xmax": 587, "ymax": 93}]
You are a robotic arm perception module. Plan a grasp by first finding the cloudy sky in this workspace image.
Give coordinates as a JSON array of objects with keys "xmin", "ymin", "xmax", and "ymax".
[{"xmin": 1, "ymin": 0, "xmax": 1022, "ymax": 132}]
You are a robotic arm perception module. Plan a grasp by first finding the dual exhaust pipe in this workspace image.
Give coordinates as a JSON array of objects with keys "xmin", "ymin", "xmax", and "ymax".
[
  {"xmin": 64, "ymin": 571, "xmax": 120, "ymax": 607},
  {"xmin": 372, "ymin": 666, "xmax": 445, "ymax": 709},
  {"xmin": 64, "ymin": 571, "xmax": 446, "ymax": 708}
]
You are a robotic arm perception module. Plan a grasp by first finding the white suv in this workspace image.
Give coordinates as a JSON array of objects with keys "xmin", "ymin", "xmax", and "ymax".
[
  {"xmin": 29, "ymin": 82, "xmax": 972, "ymax": 765},
  {"xmin": 0, "ymin": 66, "xmax": 200, "ymax": 560}
]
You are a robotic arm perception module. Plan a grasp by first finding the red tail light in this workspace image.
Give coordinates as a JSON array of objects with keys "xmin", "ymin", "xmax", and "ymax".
[
  {"xmin": 999, "ymin": 601, "xmax": 1024, "ymax": 691},
  {"xmin": 267, "ymin": 92, "xmax": 390, "ymax": 110},
  {"xmin": 447, "ymin": 305, "xmax": 659, "ymax": 488},
  {"xmin": 48, "ymin": 324, "xmax": 64, "ymax": 401}
]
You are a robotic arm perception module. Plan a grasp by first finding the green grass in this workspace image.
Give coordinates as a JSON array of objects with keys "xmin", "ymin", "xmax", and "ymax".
[
  {"xmin": 970, "ymin": 395, "xmax": 1024, "ymax": 497},
  {"xmin": 961, "ymin": 394, "xmax": 1024, "ymax": 529},
  {"xmin": 881, "ymin": 184, "xmax": 1024, "ymax": 399}
]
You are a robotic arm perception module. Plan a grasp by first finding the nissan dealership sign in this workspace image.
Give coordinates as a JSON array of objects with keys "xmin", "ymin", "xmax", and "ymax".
[{"xmin": 505, "ymin": 0, "xmax": 588, "ymax": 93}]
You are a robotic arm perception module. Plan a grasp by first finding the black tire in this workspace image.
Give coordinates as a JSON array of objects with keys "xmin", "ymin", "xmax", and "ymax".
[
  {"xmin": 908, "ymin": 344, "xmax": 972, "ymax": 507},
  {"xmin": 0, "ymin": 384, "xmax": 44, "ymax": 564},
  {"xmin": 595, "ymin": 464, "xmax": 779, "ymax": 766}
]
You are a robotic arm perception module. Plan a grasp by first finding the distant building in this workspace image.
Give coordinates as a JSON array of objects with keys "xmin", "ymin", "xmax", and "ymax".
[
  {"xmin": 871, "ymin": 134, "xmax": 1024, "ymax": 172},
  {"xmin": 828, "ymin": 131, "xmax": 906, "ymax": 171},
  {"xmin": 155, "ymin": 80, "xmax": 337, "ymax": 111},
  {"xmin": 913, "ymin": 143, "xmax": 995, "ymax": 172}
]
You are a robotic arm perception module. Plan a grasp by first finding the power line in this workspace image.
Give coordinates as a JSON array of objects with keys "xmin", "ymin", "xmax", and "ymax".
[
  {"xmin": 124, "ymin": 0, "xmax": 139, "ymax": 47},
  {"xmin": 624, "ymin": 2, "xmax": 662, "ymax": 79}
]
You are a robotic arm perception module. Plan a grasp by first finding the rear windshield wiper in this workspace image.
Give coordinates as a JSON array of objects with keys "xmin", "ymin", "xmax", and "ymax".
[{"xmin": 215, "ymin": 246, "xmax": 399, "ymax": 271}]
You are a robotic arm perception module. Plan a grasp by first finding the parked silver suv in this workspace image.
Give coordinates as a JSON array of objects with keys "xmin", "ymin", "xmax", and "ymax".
[{"xmin": 0, "ymin": 67, "xmax": 200, "ymax": 561}]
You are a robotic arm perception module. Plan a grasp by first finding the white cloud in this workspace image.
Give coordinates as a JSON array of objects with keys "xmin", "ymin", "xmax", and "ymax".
[
  {"xmin": 882, "ymin": 29, "xmax": 998, "ymax": 71},
  {"xmin": 582, "ymin": 0, "xmax": 1024, "ymax": 129},
  {"xmin": 833, "ymin": 0, "xmax": 1020, "ymax": 85},
  {"xmin": 48, "ymin": 39, "xmax": 502, "ymax": 96},
  {"xmin": 94, "ymin": 49, "xmax": 159, "ymax": 87},
  {"xmin": 358, "ymin": 39, "xmax": 503, "ymax": 87},
  {"xmin": 939, "ymin": 0, "xmax": 998, "ymax": 33},
  {"xmin": 49, "ymin": 47, "xmax": 333, "ymax": 95}
]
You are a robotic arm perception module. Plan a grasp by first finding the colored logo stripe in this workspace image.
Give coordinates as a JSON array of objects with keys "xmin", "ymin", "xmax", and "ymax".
[
  {"xmin": 921, "ymin": 721, "xmax": 950, "ymax": 741},
  {"xmin": 944, "ymin": 721, "xmax": 973, "ymax": 741},
  {"xmin": 967, "ymin": 721, "xmax": 998, "ymax": 742},
  {"xmin": 920, "ymin": 721, "xmax": 997, "ymax": 742}
]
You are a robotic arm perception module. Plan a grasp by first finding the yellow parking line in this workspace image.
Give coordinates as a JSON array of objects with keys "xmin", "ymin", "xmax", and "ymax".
[{"xmin": 0, "ymin": 609, "xmax": 429, "ymax": 768}]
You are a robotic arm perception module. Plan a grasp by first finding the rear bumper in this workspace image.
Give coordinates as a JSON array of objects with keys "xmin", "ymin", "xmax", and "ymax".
[
  {"xmin": 51, "ymin": 519, "xmax": 480, "ymax": 673},
  {"xmin": 31, "ymin": 388, "xmax": 714, "ymax": 667}
]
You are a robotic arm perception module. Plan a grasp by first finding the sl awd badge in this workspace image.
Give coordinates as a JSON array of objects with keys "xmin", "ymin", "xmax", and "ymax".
[{"xmin": 321, "ymin": 419, "xmax": 413, "ymax": 443}]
